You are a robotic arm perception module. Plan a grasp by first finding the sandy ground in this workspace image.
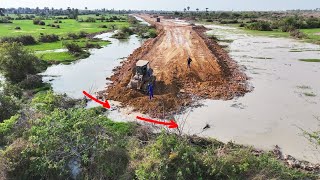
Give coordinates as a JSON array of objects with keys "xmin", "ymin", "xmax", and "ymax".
[{"xmin": 106, "ymin": 15, "xmax": 249, "ymax": 118}]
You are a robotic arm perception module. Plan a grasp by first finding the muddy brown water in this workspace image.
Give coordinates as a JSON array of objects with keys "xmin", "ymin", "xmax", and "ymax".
[{"xmin": 42, "ymin": 22, "xmax": 320, "ymax": 163}]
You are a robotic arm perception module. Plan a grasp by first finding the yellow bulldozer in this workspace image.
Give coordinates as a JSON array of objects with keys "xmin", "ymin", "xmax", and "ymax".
[{"xmin": 128, "ymin": 60, "xmax": 155, "ymax": 92}]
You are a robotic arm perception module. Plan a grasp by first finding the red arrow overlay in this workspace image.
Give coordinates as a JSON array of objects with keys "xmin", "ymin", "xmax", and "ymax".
[
  {"xmin": 136, "ymin": 116, "xmax": 178, "ymax": 129},
  {"xmin": 83, "ymin": 90, "xmax": 111, "ymax": 109}
]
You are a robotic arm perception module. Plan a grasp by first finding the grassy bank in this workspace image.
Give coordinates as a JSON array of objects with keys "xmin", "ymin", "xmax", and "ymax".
[{"xmin": 28, "ymin": 38, "xmax": 110, "ymax": 51}]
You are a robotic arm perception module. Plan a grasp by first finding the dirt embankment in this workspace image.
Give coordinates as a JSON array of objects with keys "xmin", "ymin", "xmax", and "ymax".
[{"xmin": 106, "ymin": 15, "xmax": 249, "ymax": 118}]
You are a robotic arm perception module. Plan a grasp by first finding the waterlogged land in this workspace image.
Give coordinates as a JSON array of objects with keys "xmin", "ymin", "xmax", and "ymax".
[
  {"xmin": 1, "ymin": 14, "xmax": 320, "ymax": 179},
  {"xmin": 42, "ymin": 16, "xmax": 320, "ymax": 164}
]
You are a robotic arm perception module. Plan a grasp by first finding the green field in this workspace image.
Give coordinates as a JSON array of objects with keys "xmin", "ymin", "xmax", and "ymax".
[
  {"xmin": 0, "ymin": 15, "xmax": 128, "ymax": 62},
  {"xmin": 0, "ymin": 19, "xmax": 128, "ymax": 38}
]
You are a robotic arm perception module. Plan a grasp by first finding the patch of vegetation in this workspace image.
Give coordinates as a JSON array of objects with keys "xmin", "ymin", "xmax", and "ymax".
[
  {"xmin": 36, "ymin": 52, "xmax": 78, "ymax": 62},
  {"xmin": 38, "ymin": 34, "xmax": 59, "ymax": 43},
  {"xmin": 297, "ymin": 85, "xmax": 311, "ymax": 89},
  {"xmin": 0, "ymin": 42, "xmax": 45, "ymax": 83},
  {"xmin": 245, "ymin": 21, "xmax": 272, "ymax": 31},
  {"xmin": 0, "ymin": 35, "xmax": 37, "ymax": 45},
  {"xmin": 112, "ymin": 26, "xmax": 134, "ymax": 39},
  {"xmin": 303, "ymin": 92, "xmax": 317, "ymax": 97},
  {"xmin": 299, "ymin": 59, "xmax": 320, "ymax": 62}
]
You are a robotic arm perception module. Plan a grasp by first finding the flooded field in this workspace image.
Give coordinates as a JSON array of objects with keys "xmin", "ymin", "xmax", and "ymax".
[
  {"xmin": 179, "ymin": 24, "xmax": 320, "ymax": 163},
  {"xmin": 42, "ymin": 22, "xmax": 320, "ymax": 163}
]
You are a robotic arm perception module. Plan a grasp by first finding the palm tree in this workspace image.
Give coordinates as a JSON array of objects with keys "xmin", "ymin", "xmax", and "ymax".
[
  {"xmin": 183, "ymin": 8, "xmax": 186, "ymax": 12},
  {"xmin": 206, "ymin": 8, "xmax": 209, "ymax": 12},
  {"xmin": 187, "ymin": 6, "xmax": 190, "ymax": 11},
  {"xmin": 196, "ymin": 8, "xmax": 199, "ymax": 13}
]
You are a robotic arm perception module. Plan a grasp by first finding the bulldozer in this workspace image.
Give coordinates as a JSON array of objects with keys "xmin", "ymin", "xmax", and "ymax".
[{"xmin": 128, "ymin": 60, "xmax": 155, "ymax": 92}]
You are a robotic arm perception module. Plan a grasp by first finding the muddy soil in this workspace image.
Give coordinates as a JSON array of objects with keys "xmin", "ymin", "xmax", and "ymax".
[{"xmin": 106, "ymin": 15, "xmax": 249, "ymax": 118}]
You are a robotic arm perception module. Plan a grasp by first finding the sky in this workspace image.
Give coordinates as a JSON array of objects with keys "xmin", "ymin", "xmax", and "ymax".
[{"xmin": 1, "ymin": 0, "xmax": 320, "ymax": 11}]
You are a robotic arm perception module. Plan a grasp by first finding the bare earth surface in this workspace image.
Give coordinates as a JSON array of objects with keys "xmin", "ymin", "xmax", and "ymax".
[{"xmin": 106, "ymin": 15, "xmax": 249, "ymax": 118}]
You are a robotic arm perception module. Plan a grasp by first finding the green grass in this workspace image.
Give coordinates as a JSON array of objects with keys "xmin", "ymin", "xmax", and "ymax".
[
  {"xmin": 300, "ymin": 28, "xmax": 320, "ymax": 44},
  {"xmin": 27, "ymin": 38, "xmax": 110, "ymax": 51},
  {"xmin": 299, "ymin": 59, "xmax": 320, "ymax": 62},
  {"xmin": 0, "ymin": 19, "xmax": 129, "ymax": 38},
  {"xmin": 242, "ymin": 28, "xmax": 290, "ymax": 38},
  {"xmin": 36, "ymin": 52, "xmax": 77, "ymax": 62}
]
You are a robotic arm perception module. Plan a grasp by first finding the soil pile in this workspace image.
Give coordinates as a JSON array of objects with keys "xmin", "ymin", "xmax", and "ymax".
[{"xmin": 106, "ymin": 15, "xmax": 249, "ymax": 118}]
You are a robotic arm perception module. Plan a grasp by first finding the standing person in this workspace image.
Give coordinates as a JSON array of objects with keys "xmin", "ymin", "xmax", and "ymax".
[
  {"xmin": 187, "ymin": 56, "xmax": 192, "ymax": 68},
  {"xmin": 148, "ymin": 83, "xmax": 154, "ymax": 100}
]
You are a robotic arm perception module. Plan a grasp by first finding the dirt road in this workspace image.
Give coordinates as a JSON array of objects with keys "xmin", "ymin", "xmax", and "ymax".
[{"xmin": 106, "ymin": 15, "xmax": 249, "ymax": 118}]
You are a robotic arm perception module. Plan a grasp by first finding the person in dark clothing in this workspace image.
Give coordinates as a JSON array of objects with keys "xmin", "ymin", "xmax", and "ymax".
[
  {"xmin": 187, "ymin": 56, "xmax": 192, "ymax": 68},
  {"xmin": 148, "ymin": 83, "xmax": 154, "ymax": 100}
]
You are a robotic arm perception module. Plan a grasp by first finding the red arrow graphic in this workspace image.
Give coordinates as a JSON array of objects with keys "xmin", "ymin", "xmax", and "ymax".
[
  {"xmin": 136, "ymin": 116, "xmax": 178, "ymax": 129},
  {"xmin": 83, "ymin": 90, "xmax": 110, "ymax": 109}
]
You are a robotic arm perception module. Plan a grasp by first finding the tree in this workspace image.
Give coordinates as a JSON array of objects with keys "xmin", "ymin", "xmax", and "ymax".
[
  {"xmin": 0, "ymin": 8, "xmax": 5, "ymax": 16},
  {"xmin": 206, "ymin": 8, "xmax": 209, "ymax": 12},
  {"xmin": 183, "ymin": 8, "xmax": 186, "ymax": 12},
  {"xmin": 0, "ymin": 42, "xmax": 42, "ymax": 83},
  {"xmin": 196, "ymin": 8, "xmax": 199, "ymax": 13},
  {"xmin": 187, "ymin": 6, "xmax": 190, "ymax": 11}
]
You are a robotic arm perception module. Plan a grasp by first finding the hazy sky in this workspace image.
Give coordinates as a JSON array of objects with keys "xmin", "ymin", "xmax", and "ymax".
[{"xmin": 1, "ymin": 0, "xmax": 320, "ymax": 11}]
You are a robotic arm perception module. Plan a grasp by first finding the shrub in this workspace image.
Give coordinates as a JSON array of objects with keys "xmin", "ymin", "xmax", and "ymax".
[
  {"xmin": 0, "ymin": 35, "xmax": 37, "ymax": 45},
  {"xmin": 13, "ymin": 108, "xmax": 130, "ymax": 179},
  {"xmin": 99, "ymin": 25, "xmax": 108, "ymax": 28},
  {"xmin": 0, "ymin": 42, "xmax": 43, "ymax": 83},
  {"xmin": 64, "ymin": 43, "xmax": 83, "ymax": 54},
  {"xmin": 85, "ymin": 17, "xmax": 96, "ymax": 22},
  {"xmin": 239, "ymin": 23, "xmax": 246, "ymax": 27},
  {"xmin": 246, "ymin": 21, "xmax": 272, "ymax": 31},
  {"xmin": 51, "ymin": 24, "xmax": 56, "ymax": 27},
  {"xmin": 120, "ymin": 26, "xmax": 134, "ymax": 35},
  {"xmin": 0, "ymin": 115, "xmax": 19, "ymax": 144},
  {"xmin": 67, "ymin": 32, "xmax": 79, "ymax": 39},
  {"xmin": 31, "ymin": 90, "xmax": 78, "ymax": 112},
  {"xmin": 0, "ymin": 17, "xmax": 12, "ymax": 23},
  {"xmin": 0, "ymin": 96, "xmax": 19, "ymax": 122},
  {"xmin": 38, "ymin": 21, "xmax": 45, "ymax": 26},
  {"xmin": 219, "ymin": 19, "xmax": 239, "ymax": 24},
  {"xmin": 79, "ymin": 31, "xmax": 88, "ymax": 38},
  {"xmin": 147, "ymin": 28, "xmax": 157, "ymax": 38},
  {"xmin": 38, "ymin": 34, "xmax": 60, "ymax": 43},
  {"xmin": 85, "ymin": 42, "xmax": 101, "ymax": 49},
  {"xmin": 56, "ymin": 25, "xmax": 60, "ymax": 28},
  {"xmin": 18, "ymin": 74, "xmax": 43, "ymax": 89},
  {"xmin": 14, "ymin": 26, "xmax": 21, "ymax": 30},
  {"xmin": 33, "ymin": 18, "xmax": 41, "ymax": 25},
  {"xmin": 290, "ymin": 29, "xmax": 307, "ymax": 39},
  {"xmin": 206, "ymin": 19, "xmax": 213, "ymax": 22}
]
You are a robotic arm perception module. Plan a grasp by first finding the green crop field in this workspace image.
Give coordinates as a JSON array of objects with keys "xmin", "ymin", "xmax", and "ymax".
[
  {"xmin": 0, "ymin": 15, "xmax": 128, "ymax": 61},
  {"xmin": 0, "ymin": 19, "xmax": 128, "ymax": 38}
]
